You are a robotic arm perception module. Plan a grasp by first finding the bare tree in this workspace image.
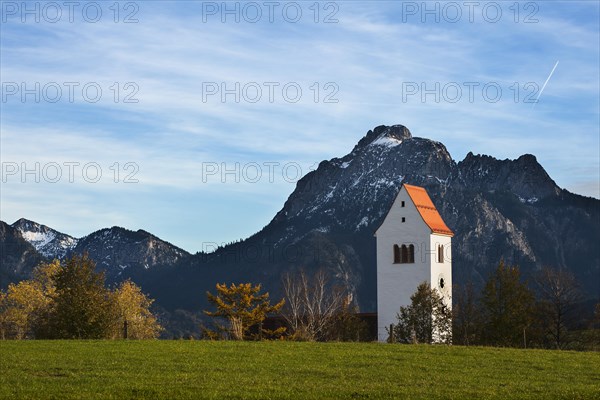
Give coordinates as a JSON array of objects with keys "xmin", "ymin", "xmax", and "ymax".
[
  {"xmin": 282, "ymin": 269, "xmax": 347, "ymax": 341},
  {"xmin": 281, "ymin": 272, "xmax": 304, "ymax": 336},
  {"xmin": 535, "ymin": 267, "xmax": 582, "ymax": 349}
]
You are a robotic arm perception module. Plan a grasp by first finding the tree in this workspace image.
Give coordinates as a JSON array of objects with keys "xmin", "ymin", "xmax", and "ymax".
[
  {"xmin": 0, "ymin": 257, "xmax": 161, "ymax": 340},
  {"xmin": 591, "ymin": 303, "xmax": 600, "ymax": 349},
  {"xmin": 392, "ymin": 282, "xmax": 452, "ymax": 344},
  {"xmin": 282, "ymin": 269, "xmax": 348, "ymax": 341},
  {"xmin": 32, "ymin": 259, "xmax": 61, "ymax": 294},
  {"xmin": 327, "ymin": 303, "xmax": 370, "ymax": 342},
  {"xmin": 0, "ymin": 291, "xmax": 7, "ymax": 340},
  {"xmin": 204, "ymin": 283, "xmax": 285, "ymax": 340},
  {"xmin": 0, "ymin": 260, "xmax": 61, "ymax": 340},
  {"xmin": 480, "ymin": 260, "xmax": 535, "ymax": 347},
  {"xmin": 0, "ymin": 280, "xmax": 46, "ymax": 339},
  {"xmin": 111, "ymin": 280, "xmax": 162, "ymax": 339},
  {"xmin": 452, "ymin": 282, "xmax": 480, "ymax": 346},
  {"xmin": 535, "ymin": 267, "xmax": 582, "ymax": 349},
  {"xmin": 29, "ymin": 260, "xmax": 62, "ymax": 338},
  {"xmin": 47, "ymin": 254, "xmax": 116, "ymax": 339}
]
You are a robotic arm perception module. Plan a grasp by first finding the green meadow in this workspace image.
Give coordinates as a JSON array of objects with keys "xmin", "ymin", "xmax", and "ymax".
[{"xmin": 1, "ymin": 341, "xmax": 598, "ymax": 399}]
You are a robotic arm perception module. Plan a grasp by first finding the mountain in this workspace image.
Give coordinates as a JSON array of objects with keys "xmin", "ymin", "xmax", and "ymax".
[
  {"xmin": 11, "ymin": 219, "xmax": 78, "ymax": 259},
  {"xmin": 0, "ymin": 221, "xmax": 43, "ymax": 287},
  {"xmin": 141, "ymin": 125, "xmax": 599, "ymax": 312},
  {"xmin": 73, "ymin": 227, "xmax": 190, "ymax": 281},
  {"xmin": 1, "ymin": 124, "xmax": 598, "ymax": 314},
  {"xmin": 0, "ymin": 220, "xmax": 190, "ymax": 287}
]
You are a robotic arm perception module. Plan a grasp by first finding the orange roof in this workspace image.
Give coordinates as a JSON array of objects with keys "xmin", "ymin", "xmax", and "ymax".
[{"xmin": 403, "ymin": 184, "xmax": 454, "ymax": 236}]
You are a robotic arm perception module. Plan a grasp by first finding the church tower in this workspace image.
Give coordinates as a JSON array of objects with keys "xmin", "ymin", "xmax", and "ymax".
[{"xmin": 374, "ymin": 184, "xmax": 454, "ymax": 342}]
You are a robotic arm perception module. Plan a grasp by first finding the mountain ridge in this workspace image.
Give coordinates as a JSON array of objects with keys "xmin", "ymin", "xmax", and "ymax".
[{"xmin": 2, "ymin": 124, "xmax": 598, "ymax": 313}]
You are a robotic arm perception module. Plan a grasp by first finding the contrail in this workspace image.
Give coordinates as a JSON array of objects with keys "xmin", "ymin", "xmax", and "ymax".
[{"xmin": 533, "ymin": 60, "xmax": 559, "ymax": 108}]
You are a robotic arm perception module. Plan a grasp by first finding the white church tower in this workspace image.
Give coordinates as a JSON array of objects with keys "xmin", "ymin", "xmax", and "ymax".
[{"xmin": 375, "ymin": 184, "xmax": 454, "ymax": 342}]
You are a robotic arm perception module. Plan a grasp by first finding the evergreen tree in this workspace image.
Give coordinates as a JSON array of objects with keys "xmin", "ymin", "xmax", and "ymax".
[
  {"xmin": 47, "ymin": 254, "xmax": 115, "ymax": 339},
  {"xmin": 480, "ymin": 260, "xmax": 535, "ymax": 347},
  {"xmin": 452, "ymin": 282, "xmax": 480, "ymax": 346},
  {"xmin": 0, "ymin": 257, "xmax": 161, "ymax": 340},
  {"xmin": 392, "ymin": 282, "xmax": 452, "ymax": 344},
  {"xmin": 327, "ymin": 303, "xmax": 370, "ymax": 342}
]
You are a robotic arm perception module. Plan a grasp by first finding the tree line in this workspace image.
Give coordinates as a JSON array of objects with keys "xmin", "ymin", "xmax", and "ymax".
[
  {"xmin": 0, "ymin": 254, "xmax": 162, "ymax": 339},
  {"xmin": 1, "ymin": 254, "xmax": 598, "ymax": 349},
  {"xmin": 451, "ymin": 260, "xmax": 599, "ymax": 350},
  {"xmin": 201, "ymin": 262, "xmax": 599, "ymax": 350},
  {"xmin": 201, "ymin": 269, "xmax": 369, "ymax": 341}
]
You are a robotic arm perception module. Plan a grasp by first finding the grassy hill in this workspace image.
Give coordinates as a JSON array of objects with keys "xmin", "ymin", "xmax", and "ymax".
[{"xmin": 1, "ymin": 341, "xmax": 599, "ymax": 399}]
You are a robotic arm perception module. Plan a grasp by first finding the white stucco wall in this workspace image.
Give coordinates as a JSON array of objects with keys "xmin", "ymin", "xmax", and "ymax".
[
  {"xmin": 375, "ymin": 187, "xmax": 453, "ymax": 342},
  {"xmin": 375, "ymin": 187, "xmax": 430, "ymax": 342},
  {"xmin": 430, "ymin": 234, "xmax": 452, "ymax": 308}
]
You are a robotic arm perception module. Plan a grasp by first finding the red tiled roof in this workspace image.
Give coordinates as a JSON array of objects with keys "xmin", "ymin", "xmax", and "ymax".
[{"xmin": 403, "ymin": 184, "xmax": 454, "ymax": 236}]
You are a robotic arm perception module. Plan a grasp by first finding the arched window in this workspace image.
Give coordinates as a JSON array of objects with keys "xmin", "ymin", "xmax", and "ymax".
[
  {"xmin": 395, "ymin": 244, "xmax": 416, "ymax": 264},
  {"xmin": 401, "ymin": 245, "xmax": 408, "ymax": 264},
  {"xmin": 393, "ymin": 245, "xmax": 401, "ymax": 264},
  {"xmin": 438, "ymin": 245, "xmax": 444, "ymax": 263}
]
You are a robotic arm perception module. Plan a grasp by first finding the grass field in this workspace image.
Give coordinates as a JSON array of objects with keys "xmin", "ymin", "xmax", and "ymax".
[{"xmin": 1, "ymin": 341, "xmax": 599, "ymax": 399}]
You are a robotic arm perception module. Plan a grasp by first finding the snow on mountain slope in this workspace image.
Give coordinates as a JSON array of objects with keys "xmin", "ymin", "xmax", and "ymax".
[{"xmin": 11, "ymin": 218, "xmax": 78, "ymax": 259}]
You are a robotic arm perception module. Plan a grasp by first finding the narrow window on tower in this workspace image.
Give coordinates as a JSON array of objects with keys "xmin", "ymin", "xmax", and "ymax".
[
  {"xmin": 408, "ymin": 244, "xmax": 415, "ymax": 263},
  {"xmin": 393, "ymin": 245, "xmax": 401, "ymax": 264},
  {"xmin": 401, "ymin": 217, "xmax": 406, "ymax": 223},
  {"xmin": 438, "ymin": 245, "xmax": 444, "ymax": 263},
  {"xmin": 401, "ymin": 201, "xmax": 405, "ymax": 207},
  {"xmin": 400, "ymin": 245, "xmax": 408, "ymax": 263}
]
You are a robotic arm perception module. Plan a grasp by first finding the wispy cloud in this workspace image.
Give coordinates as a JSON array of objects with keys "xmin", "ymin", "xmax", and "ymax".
[{"xmin": 1, "ymin": 1, "xmax": 598, "ymax": 251}]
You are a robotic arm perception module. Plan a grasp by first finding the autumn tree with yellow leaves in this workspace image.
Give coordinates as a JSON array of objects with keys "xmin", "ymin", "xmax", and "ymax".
[
  {"xmin": 0, "ymin": 260, "xmax": 60, "ymax": 339},
  {"xmin": 111, "ymin": 280, "xmax": 162, "ymax": 339},
  {"xmin": 0, "ymin": 256, "xmax": 161, "ymax": 340},
  {"xmin": 204, "ymin": 283, "xmax": 285, "ymax": 340}
]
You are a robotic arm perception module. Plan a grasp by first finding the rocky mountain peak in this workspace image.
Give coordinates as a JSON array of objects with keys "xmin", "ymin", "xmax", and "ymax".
[
  {"xmin": 2, "ymin": 123, "xmax": 597, "ymax": 313},
  {"xmin": 456, "ymin": 152, "xmax": 560, "ymax": 200},
  {"xmin": 11, "ymin": 218, "xmax": 78, "ymax": 259},
  {"xmin": 12, "ymin": 218, "xmax": 44, "ymax": 232},
  {"xmin": 353, "ymin": 124, "xmax": 412, "ymax": 151},
  {"xmin": 73, "ymin": 226, "xmax": 189, "ymax": 280}
]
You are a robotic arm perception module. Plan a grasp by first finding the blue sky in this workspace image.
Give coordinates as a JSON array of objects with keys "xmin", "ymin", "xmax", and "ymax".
[{"xmin": 1, "ymin": 1, "xmax": 599, "ymax": 252}]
